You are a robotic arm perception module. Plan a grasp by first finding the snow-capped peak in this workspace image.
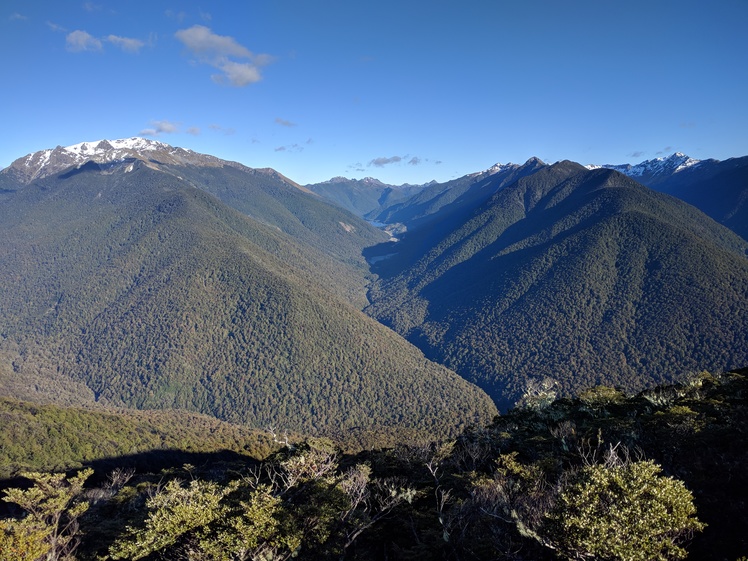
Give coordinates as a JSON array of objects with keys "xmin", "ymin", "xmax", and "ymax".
[
  {"xmin": 3, "ymin": 137, "xmax": 238, "ymax": 185},
  {"xmin": 487, "ymin": 163, "xmax": 511, "ymax": 175},
  {"xmin": 64, "ymin": 137, "xmax": 169, "ymax": 158},
  {"xmin": 587, "ymin": 152, "xmax": 702, "ymax": 181}
]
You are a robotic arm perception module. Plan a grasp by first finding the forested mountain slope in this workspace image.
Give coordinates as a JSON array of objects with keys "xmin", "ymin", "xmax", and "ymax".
[
  {"xmin": 366, "ymin": 162, "xmax": 748, "ymax": 409},
  {"xmin": 593, "ymin": 153, "xmax": 748, "ymax": 241},
  {"xmin": 306, "ymin": 176, "xmax": 426, "ymax": 218},
  {"xmin": 370, "ymin": 158, "xmax": 544, "ymax": 231},
  {"xmin": 0, "ymin": 158, "xmax": 497, "ymax": 438},
  {"xmin": 0, "ymin": 397, "xmax": 281, "ymax": 478},
  {"xmin": 650, "ymin": 156, "xmax": 748, "ymax": 241}
]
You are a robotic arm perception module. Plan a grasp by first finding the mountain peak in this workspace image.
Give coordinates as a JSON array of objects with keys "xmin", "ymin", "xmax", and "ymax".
[
  {"xmin": 524, "ymin": 156, "xmax": 546, "ymax": 166},
  {"xmin": 64, "ymin": 137, "xmax": 170, "ymax": 157},
  {"xmin": 1, "ymin": 137, "xmax": 241, "ymax": 185},
  {"xmin": 587, "ymin": 152, "xmax": 702, "ymax": 181}
]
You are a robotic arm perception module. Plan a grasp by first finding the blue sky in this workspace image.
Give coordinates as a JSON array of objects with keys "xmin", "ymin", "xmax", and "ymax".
[{"xmin": 2, "ymin": 1, "xmax": 747, "ymax": 185}]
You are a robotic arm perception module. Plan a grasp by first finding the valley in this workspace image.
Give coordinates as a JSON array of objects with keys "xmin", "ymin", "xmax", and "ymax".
[{"xmin": 1, "ymin": 139, "xmax": 747, "ymax": 560}]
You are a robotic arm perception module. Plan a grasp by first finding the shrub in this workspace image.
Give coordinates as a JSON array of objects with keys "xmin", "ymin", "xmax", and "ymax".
[{"xmin": 541, "ymin": 460, "xmax": 704, "ymax": 561}]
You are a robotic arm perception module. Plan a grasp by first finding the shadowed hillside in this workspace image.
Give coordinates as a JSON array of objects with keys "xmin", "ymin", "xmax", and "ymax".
[{"xmin": 366, "ymin": 162, "xmax": 748, "ymax": 409}]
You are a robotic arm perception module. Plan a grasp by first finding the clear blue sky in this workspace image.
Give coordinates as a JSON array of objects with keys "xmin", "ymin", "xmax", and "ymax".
[{"xmin": 2, "ymin": 1, "xmax": 747, "ymax": 185}]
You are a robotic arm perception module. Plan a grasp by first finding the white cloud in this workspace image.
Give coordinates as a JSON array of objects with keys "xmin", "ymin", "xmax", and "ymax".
[
  {"xmin": 66, "ymin": 30, "xmax": 102, "ymax": 52},
  {"xmin": 274, "ymin": 117, "xmax": 297, "ymax": 127},
  {"xmin": 140, "ymin": 120, "xmax": 180, "ymax": 136},
  {"xmin": 209, "ymin": 124, "xmax": 236, "ymax": 136},
  {"xmin": 175, "ymin": 25, "xmax": 273, "ymax": 87},
  {"xmin": 213, "ymin": 60, "xmax": 261, "ymax": 86},
  {"xmin": 9, "ymin": 12, "xmax": 28, "ymax": 21},
  {"xmin": 175, "ymin": 24, "xmax": 252, "ymax": 58},
  {"xmin": 369, "ymin": 156, "xmax": 403, "ymax": 167},
  {"xmin": 47, "ymin": 21, "xmax": 67, "ymax": 32},
  {"xmin": 106, "ymin": 35, "xmax": 145, "ymax": 53}
]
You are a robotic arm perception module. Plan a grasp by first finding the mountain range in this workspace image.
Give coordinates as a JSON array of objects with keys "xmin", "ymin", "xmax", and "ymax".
[
  {"xmin": 363, "ymin": 160, "xmax": 748, "ymax": 408},
  {"xmin": 584, "ymin": 152, "xmax": 748, "ymax": 240},
  {"xmin": 1, "ymin": 139, "xmax": 747, "ymax": 433},
  {"xmin": 0, "ymin": 139, "xmax": 497, "ymax": 444}
]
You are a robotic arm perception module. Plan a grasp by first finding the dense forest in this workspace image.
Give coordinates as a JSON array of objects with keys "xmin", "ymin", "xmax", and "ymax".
[
  {"xmin": 366, "ymin": 163, "xmax": 748, "ymax": 409},
  {"xmin": 1, "ymin": 369, "xmax": 745, "ymax": 560},
  {"xmin": 0, "ymin": 160, "xmax": 497, "ymax": 440},
  {"xmin": 2, "ymin": 142, "xmax": 748, "ymax": 559}
]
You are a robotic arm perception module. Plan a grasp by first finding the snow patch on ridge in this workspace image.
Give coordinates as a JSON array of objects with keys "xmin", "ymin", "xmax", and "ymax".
[{"xmin": 587, "ymin": 153, "xmax": 702, "ymax": 179}]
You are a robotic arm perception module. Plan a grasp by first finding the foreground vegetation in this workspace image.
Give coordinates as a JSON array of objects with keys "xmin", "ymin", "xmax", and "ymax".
[{"xmin": 2, "ymin": 369, "xmax": 745, "ymax": 560}]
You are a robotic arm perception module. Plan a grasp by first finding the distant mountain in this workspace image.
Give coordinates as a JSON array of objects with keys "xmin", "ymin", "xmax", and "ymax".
[
  {"xmin": 589, "ymin": 153, "xmax": 748, "ymax": 240},
  {"xmin": 0, "ymin": 144, "xmax": 497, "ymax": 440},
  {"xmin": 366, "ymin": 161, "xmax": 748, "ymax": 409},
  {"xmin": 587, "ymin": 152, "xmax": 705, "ymax": 186},
  {"xmin": 306, "ymin": 176, "xmax": 428, "ymax": 218},
  {"xmin": 1, "ymin": 138, "xmax": 390, "ymax": 307},
  {"xmin": 0, "ymin": 138, "xmax": 240, "ymax": 187},
  {"xmin": 371, "ymin": 159, "xmax": 543, "ymax": 227}
]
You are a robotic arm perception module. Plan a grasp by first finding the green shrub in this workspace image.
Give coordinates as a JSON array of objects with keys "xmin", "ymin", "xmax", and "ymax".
[{"xmin": 541, "ymin": 460, "xmax": 705, "ymax": 561}]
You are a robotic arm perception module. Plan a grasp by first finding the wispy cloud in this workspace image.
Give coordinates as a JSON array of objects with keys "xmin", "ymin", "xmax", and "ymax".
[
  {"xmin": 165, "ymin": 10, "xmax": 187, "ymax": 24},
  {"xmin": 140, "ymin": 120, "xmax": 181, "ymax": 136},
  {"xmin": 346, "ymin": 163, "xmax": 366, "ymax": 174},
  {"xmin": 369, "ymin": 156, "xmax": 403, "ymax": 168},
  {"xmin": 47, "ymin": 21, "xmax": 67, "ymax": 32},
  {"xmin": 628, "ymin": 151, "xmax": 645, "ymax": 159},
  {"xmin": 9, "ymin": 12, "xmax": 27, "ymax": 21},
  {"xmin": 175, "ymin": 25, "xmax": 273, "ymax": 87},
  {"xmin": 655, "ymin": 146, "xmax": 673, "ymax": 155},
  {"xmin": 63, "ymin": 27, "xmax": 145, "ymax": 54},
  {"xmin": 83, "ymin": 2, "xmax": 102, "ymax": 11},
  {"xmin": 368, "ymin": 154, "xmax": 436, "ymax": 169},
  {"xmin": 186, "ymin": 127, "xmax": 201, "ymax": 135},
  {"xmin": 66, "ymin": 30, "xmax": 102, "ymax": 52},
  {"xmin": 274, "ymin": 117, "xmax": 297, "ymax": 127},
  {"xmin": 106, "ymin": 35, "xmax": 146, "ymax": 53},
  {"xmin": 209, "ymin": 124, "xmax": 236, "ymax": 135},
  {"xmin": 275, "ymin": 144, "xmax": 304, "ymax": 153}
]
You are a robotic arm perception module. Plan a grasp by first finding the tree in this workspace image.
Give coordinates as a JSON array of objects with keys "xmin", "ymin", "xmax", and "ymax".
[
  {"xmin": 1, "ymin": 468, "xmax": 92, "ymax": 561},
  {"xmin": 109, "ymin": 477, "xmax": 238, "ymax": 560},
  {"xmin": 541, "ymin": 460, "xmax": 705, "ymax": 561}
]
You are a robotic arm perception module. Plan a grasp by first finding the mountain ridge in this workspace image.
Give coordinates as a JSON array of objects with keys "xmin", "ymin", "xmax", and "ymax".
[
  {"xmin": 0, "ymin": 146, "xmax": 497, "ymax": 439},
  {"xmin": 0, "ymin": 137, "xmax": 314, "ymax": 196},
  {"xmin": 365, "ymin": 162, "xmax": 748, "ymax": 409}
]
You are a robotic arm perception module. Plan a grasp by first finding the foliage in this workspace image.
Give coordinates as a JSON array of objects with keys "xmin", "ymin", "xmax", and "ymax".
[
  {"xmin": 0, "ymin": 518, "xmax": 52, "ymax": 561},
  {"xmin": 2, "ymin": 371, "xmax": 746, "ymax": 559},
  {"xmin": 1, "ymin": 468, "xmax": 92, "ymax": 561},
  {"xmin": 542, "ymin": 460, "xmax": 705, "ymax": 561},
  {"xmin": 0, "ymin": 397, "xmax": 278, "ymax": 477},
  {"xmin": 109, "ymin": 478, "xmax": 239, "ymax": 560},
  {"xmin": 107, "ymin": 438, "xmax": 416, "ymax": 561}
]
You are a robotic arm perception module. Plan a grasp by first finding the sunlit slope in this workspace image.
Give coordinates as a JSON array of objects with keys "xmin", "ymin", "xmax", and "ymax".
[{"xmin": 0, "ymin": 160, "xmax": 497, "ymax": 435}]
